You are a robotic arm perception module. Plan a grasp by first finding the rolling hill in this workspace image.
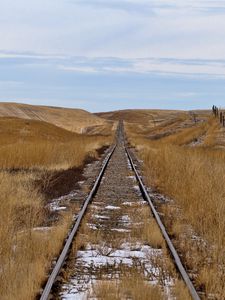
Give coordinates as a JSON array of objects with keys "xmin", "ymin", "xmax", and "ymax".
[
  {"xmin": 96, "ymin": 109, "xmax": 181, "ymax": 125},
  {"xmin": 0, "ymin": 117, "xmax": 78, "ymax": 146},
  {"xmin": 0, "ymin": 102, "xmax": 108, "ymax": 133}
]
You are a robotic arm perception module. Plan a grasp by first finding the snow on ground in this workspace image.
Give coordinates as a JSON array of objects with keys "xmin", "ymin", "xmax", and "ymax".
[
  {"xmin": 87, "ymin": 223, "xmax": 98, "ymax": 230},
  {"xmin": 120, "ymin": 215, "xmax": 131, "ymax": 223},
  {"xmin": 122, "ymin": 200, "xmax": 147, "ymax": 206},
  {"xmin": 133, "ymin": 184, "xmax": 142, "ymax": 195},
  {"xmin": 75, "ymin": 244, "xmax": 160, "ymax": 269},
  {"xmin": 105, "ymin": 205, "xmax": 121, "ymax": 210},
  {"xmin": 127, "ymin": 175, "xmax": 136, "ymax": 180},
  {"xmin": 94, "ymin": 214, "xmax": 110, "ymax": 220},
  {"xmin": 49, "ymin": 191, "xmax": 77, "ymax": 212},
  {"xmin": 111, "ymin": 228, "xmax": 130, "ymax": 233},
  {"xmin": 60, "ymin": 242, "xmax": 167, "ymax": 300}
]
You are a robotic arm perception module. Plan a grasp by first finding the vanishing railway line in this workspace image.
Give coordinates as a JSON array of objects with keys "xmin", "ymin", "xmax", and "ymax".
[{"xmin": 40, "ymin": 122, "xmax": 200, "ymax": 300}]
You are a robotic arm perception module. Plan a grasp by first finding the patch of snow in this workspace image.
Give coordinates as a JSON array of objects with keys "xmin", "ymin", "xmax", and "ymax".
[
  {"xmin": 74, "ymin": 244, "xmax": 158, "ymax": 269},
  {"xmin": 133, "ymin": 185, "xmax": 141, "ymax": 194},
  {"xmin": 49, "ymin": 191, "xmax": 77, "ymax": 212},
  {"xmin": 111, "ymin": 228, "xmax": 130, "ymax": 233},
  {"xmin": 122, "ymin": 201, "xmax": 135, "ymax": 206},
  {"xmin": 33, "ymin": 227, "xmax": 50, "ymax": 232},
  {"xmin": 128, "ymin": 175, "xmax": 136, "ymax": 180},
  {"xmin": 54, "ymin": 206, "xmax": 67, "ymax": 211},
  {"xmin": 139, "ymin": 200, "xmax": 147, "ymax": 205},
  {"xmin": 125, "ymin": 154, "xmax": 132, "ymax": 170},
  {"xmin": 90, "ymin": 204, "xmax": 102, "ymax": 210},
  {"xmin": 122, "ymin": 200, "xmax": 146, "ymax": 206},
  {"xmin": 120, "ymin": 215, "xmax": 131, "ymax": 223},
  {"xmin": 87, "ymin": 223, "xmax": 98, "ymax": 230},
  {"xmin": 105, "ymin": 205, "xmax": 121, "ymax": 210},
  {"xmin": 94, "ymin": 214, "xmax": 110, "ymax": 220},
  {"xmin": 60, "ymin": 240, "xmax": 174, "ymax": 299},
  {"xmin": 78, "ymin": 180, "xmax": 85, "ymax": 185}
]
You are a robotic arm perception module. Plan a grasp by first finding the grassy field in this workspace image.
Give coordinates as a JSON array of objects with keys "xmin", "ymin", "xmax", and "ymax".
[
  {"xmin": 2, "ymin": 105, "xmax": 224, "ymax": 299},
  {"xmin": 0, "ymin": 117, "xmax": 112, "ymax": 170},
  {"xmin": 0, "ymin": 111, "xmax": 113, "ymax": 299},
  {"xmin": 104, "ymin": 109, "xmax": 225, "ymax": 299}
]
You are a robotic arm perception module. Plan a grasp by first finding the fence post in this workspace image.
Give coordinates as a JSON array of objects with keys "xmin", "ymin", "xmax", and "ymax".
[
  {"xmin": 223, "ymin": 116, "xmax": 225, "ymax": 127},
  {"xmin": 220, "ymin": 112, "xmax": 223, "ymax": 123}
]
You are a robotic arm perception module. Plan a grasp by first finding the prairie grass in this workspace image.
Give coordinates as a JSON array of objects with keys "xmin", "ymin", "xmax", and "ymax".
[
  {"xmin": 131, "ymin": 206, "xmax": 165, "ymax": 249},
  {"xmin": 0, "ymin": 117, "xmax": 112, "ymax": 299},
  {"xmin": 173, "ymin": 280, "xmax": 192, "ymax": 300},
  {"xmin": 0, "ymin": 138, "xmax": 110, "ymax": 170},
  {"xmin": 91, "ymin": 269, "xmax": 165, "ymax": 300},
  {"xmin": 141, "ymin": 145, "xmax": 225, "ymax": 247},
  {"xmin": 126, "ymin": 116, "xmax": 225, "ymax": 298},
  {"xmin": 0, "ymin": 117, "xmax": 112, "ymax": 170},
  {"xmin": 0, "ymin": 171, "xmax": 74, "ymax": 300}
]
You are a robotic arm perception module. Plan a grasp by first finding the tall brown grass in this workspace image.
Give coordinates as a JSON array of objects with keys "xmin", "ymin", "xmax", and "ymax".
[
  {"xmin": 0, "ymin": 171, "xmax": 74, "ymax": 300},
  {"xmin": 0, "ymin": 137, "xmax": 110, "ymax": 170},
  {"xmin": 126, "ymin": 118, "xmax": 225, "ymax": 298},
  {"xmin": 0, "ymin": 116, "xmax": 112, "ymax": 170},
  {"xmin": 92, "ymin": 270, "xmax": 165, "ymax": 300},
  {"xmin": 0, "ymin": 117, "xmax": 113, "ymax": 299}
]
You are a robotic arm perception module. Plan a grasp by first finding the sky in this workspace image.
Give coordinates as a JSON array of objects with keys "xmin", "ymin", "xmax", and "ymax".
[{"xmin": 0, "ymin": 0, "xmax": 225, "ymax": 112}]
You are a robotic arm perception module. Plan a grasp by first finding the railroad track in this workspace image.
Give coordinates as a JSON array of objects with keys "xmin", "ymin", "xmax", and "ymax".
[{"xmin": 40, "ymin": 123, "xmax": 200, "ymax": 300}]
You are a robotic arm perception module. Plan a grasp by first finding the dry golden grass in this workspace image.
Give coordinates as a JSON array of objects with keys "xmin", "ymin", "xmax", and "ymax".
[
  {"xmin": 126, "ymin": 113, "xmax": 225, "ymax": 298},
  {"xmin": 91, "ymin": 270, "xmax": 165, "ymax": 300},
  {"xmin": 0, "ymin": 171, "xmax": 74, "ymax": 300},
  {"xmin": 0, "ymin": 138, "xmax": 108, "ymax": 170},
  {"xmin": 96, "ymin": 109, "xmax": 180, "ymax": 124},
  {"xmin": 0, "ymin": 117, "xmax": 112, "ymax": 170},
  {"xmin": 131, "ymin": 206, "xmax": 165, "ymax": 249},
  {"xmin": 173, "ymin": 280, "xmax": 192, "ymax": 300},
  {"xmin": 141, "ymin": 144, "xmax": 225, "ymax": 246},
  {"xmin": 0, "ymin": 114, "xmax": 113, "ymax": 299}
]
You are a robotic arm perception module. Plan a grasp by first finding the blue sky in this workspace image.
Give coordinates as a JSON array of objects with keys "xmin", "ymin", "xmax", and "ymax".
[{"xmin": 0, "ymin": 0, "xmax": 225, "ymax": 112}]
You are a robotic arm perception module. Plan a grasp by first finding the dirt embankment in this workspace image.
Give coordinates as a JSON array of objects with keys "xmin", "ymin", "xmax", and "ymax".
[{"xmin": 34, "ymin": 146, "xmax": 109, "ymax": 200}]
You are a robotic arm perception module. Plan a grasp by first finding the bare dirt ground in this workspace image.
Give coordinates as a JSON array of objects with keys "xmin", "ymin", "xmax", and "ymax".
[{"xmin": 40, "ymin": 146, "xmax": 113, "ymax": 227}]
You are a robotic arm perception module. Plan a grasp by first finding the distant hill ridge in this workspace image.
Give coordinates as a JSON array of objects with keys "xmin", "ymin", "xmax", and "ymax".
[{"xmin": 0, "ymin": 102, "xmax": 106, "ymax": 133}]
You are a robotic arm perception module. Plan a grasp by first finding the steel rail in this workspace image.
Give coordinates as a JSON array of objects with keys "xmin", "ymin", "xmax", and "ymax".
[
  {"xmin": 40, "ymin": 145, "xmax": 116, "ymax": 300},
  {"xmin": 125, "ymin": 147, "xmax": 201, "ymax": 300}
]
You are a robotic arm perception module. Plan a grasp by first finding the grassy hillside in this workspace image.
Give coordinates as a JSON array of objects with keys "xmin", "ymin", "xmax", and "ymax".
[
  {"xmin": 0, "ymin": 116, "xmax": 112, "ymax": 170},
  {"xmin": 97, "ymin": 109, "xmax": 213, "ymax": 144},
  {"xmin": 0, "ymin": 102, "xmax": 110, "ymax": 133},
  {"xmin": 0, "ymin": 112, "xmax": 113, "ymax": 299},
  {"xmin": 125, "ymin": 110, "xmax": 225, "ymax": 298},
  {"xmin": 0, "ymin": 117, "xmax": 76, "ymax": 145},
  {"xmin": 96, "ymin": 109, "xmax": 181, "ymax": 126}
]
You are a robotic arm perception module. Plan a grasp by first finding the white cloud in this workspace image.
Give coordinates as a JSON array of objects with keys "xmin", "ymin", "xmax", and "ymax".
[
  {"xmin": 58, "ymin": 65, "xmax": 98, "ymax": 73},
  {"xmin": 0, "ymin": 0, "xmax": 225, "ymax": 61},
  {"xmin": 0, "ymin": 52, "xmax": 65, "ymax": 59},
  {"xmin": 55, "ymin": 56, "xmax": 225, "ymax": 78}
]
